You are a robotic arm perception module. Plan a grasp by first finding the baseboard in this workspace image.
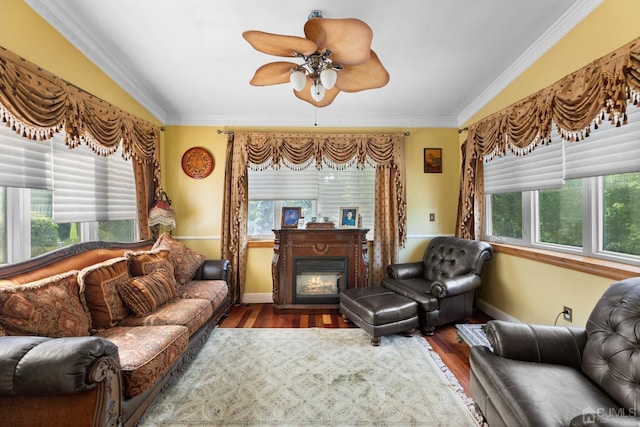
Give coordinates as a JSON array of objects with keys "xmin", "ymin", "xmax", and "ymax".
[
  {"xmin": 241, "ymin": 293, "xmax": 273, "ymax": 304},
  {"xmin": 477, "ymin": 299, "xmax": 521, "ymax": 323}
]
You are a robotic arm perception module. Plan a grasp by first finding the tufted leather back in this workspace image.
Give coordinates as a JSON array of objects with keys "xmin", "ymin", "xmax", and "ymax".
[
  {"xmin": 422, "ymin": 236, "xmax": 493, "ymax": 282},
  {"xmin": 582, "ymin": 277, "xmax": 640, "ymax": 413}
]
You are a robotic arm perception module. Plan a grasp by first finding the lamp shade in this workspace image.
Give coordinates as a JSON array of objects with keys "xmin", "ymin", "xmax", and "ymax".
[
  {"xmin": 290, "ymin": 70, "xmax": 307, "ymax": 91},
  {"xmin": 149, "ymin": 192, "xmax": 175, "ymax": 230},
  {"xmin": 310, "ymin": 82, "xmax": 325, "ymax": 102},
  {"xmin": 320, "ymin": 68, "xmax": 337, "ymax": 89}
]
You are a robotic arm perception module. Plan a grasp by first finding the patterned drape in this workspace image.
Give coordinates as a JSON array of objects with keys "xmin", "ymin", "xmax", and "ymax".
[
  {"xmin": 457, "ymin": 36, "xmax": 640, "ymax": 239},
  {"xmin": 220, "ymin": 132, "xmax": 407, "ymax": 304},
  {"xmin": 0, "ymin": 45, "xmax": 161, "ymax": 239}
]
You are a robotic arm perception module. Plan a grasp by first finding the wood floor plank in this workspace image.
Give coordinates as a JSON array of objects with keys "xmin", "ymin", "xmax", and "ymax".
[{"xmin": 219, "ymin": 304, "xmax": 490, "ymax": 398}]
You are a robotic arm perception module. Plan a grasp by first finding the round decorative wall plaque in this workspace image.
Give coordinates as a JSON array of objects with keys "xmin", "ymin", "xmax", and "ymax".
[{"xmin": 181, "ymin": 147, "xmax": 214, "ymax": 179}]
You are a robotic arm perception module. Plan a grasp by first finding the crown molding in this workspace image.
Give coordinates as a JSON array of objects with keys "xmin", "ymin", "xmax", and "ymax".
[
  {"xmin": 25, "ymin": 0, "xmax": 169, "ymax": 123},
  {"xmin": 163, "ymin": 113, "xmax": 459, "ymax": 128},
  {"xmin": 457, "ymin": 0, "xmax": 603, "ymax": 127}
]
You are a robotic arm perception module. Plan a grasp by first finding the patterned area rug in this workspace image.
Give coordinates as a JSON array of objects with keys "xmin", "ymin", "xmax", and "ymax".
[
  {"xmin": 455, "ymin": 324, "xmax": 493, "ymax": 351},
  {"xmin": 139, "ymin": 328, "xmax": 483, "ymax": 426}
]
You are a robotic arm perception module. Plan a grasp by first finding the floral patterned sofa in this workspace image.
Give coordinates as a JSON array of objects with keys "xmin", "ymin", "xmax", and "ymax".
[{"xmin": 0, "ymin": 234, "xmax": 230, "ymax": 427}]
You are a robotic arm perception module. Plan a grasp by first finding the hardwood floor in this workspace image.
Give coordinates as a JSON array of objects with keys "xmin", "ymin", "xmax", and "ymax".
[{"xmin": 219, "ymin": 303, "xmax": 492, "ymax": 397}]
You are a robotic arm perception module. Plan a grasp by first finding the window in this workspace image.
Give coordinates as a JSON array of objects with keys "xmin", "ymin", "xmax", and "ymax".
[
  {"xmin": 484, "ymin": 105, "xmax": 640, "ymax": 264},
  {"xmin": 248, "ymin": 164, "xmax": 375, "ymax": 239},
  {"xmin": 0, "ymin": 127, "xmax": 137, "ymax": 264}
]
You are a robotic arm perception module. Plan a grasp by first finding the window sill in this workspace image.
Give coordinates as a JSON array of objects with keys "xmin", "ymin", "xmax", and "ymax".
[
  {"xmin": 248, "ymin": 240, "xmax": 274, "ymax": 248},
  {"xmin": 491, "ymin": 243, "xmax": 640, "ymax": 281}
]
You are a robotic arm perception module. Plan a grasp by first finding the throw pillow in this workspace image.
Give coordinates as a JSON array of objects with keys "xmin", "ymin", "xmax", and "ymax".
[
  {"xmin": 0, "ymin": 270, "xmax": 92, "ymax": 337},
  {"xmin": 78, "ymin": 257, "xmax": 131, "ymax": 329},
  {"xmin": 152, "ymin": 233, "xmax": 206, "ymax": 285},
  {"xmin": 127, "ymin": 248, "xmax": 175, "ymax": 278},
  {"xmin": 118, "ymin": 268, "xmax": 177, "ymax": 317}
]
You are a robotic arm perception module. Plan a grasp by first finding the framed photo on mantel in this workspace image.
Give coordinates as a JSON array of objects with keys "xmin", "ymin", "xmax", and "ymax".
[
  {"xmin": 339, "ymin": 207, "xmax": 359, "ymax": 228},
  {"xmin": 424, "ymin": 148, "xmax": 442, "ymax": 173},
  {"xmin": 281, "ymin": 207, "xmax": 301, "ymax": 228}
]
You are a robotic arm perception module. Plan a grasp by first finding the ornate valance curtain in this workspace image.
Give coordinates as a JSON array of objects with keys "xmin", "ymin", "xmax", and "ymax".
[
  {"xmin": 0, "ymin": 46, "xmax": 161, "ymax": 239},
  {"xmin": 457, "ymin": 36, "xmax": 640, "ymax": 239},
  {"xmin": 221, "ymin": 132, "xmax": 407, "ymax": 304}
]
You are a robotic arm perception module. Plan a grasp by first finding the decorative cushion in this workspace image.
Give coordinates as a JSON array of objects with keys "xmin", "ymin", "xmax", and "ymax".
[
  {"xmin": 152, "ymin": 233, "xmax": 206, "ymax": 285},
  {"xmin": 78, "ymin": 257, "xmax": 131, "ymax": 329},
  {"xmin": 118, "ymin": 269, "xmax": 177, "ymax": 317},
  {"xmin": 0, "ymin": 271, "xmax": 92, "ymax": 337},
  {"xmin": 126, "ymin": 248, "xmax": 174, "ymax": 278}
]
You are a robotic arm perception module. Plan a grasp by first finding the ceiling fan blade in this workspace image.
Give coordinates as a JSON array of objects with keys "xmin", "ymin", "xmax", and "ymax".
[
  {"xmin": 243, "ymin": 30, "xmax": 318, "ymax": 57},
  {"xmin": 294, "ymin": 78, "xmax": 340, "ymax": 107},
  {"xmin": 335, "ymin": 50, "xmax": 389, "ymax": 92},
  {"xmin": 249, "ymin": 62, "xmax": 298, "ymax": 86},
  {"xmin": 304, "ymin": 18, "xmax": 373, "ymax": 66}
]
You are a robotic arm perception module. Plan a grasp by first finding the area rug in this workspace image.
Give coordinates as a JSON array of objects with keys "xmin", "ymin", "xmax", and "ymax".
[
  {"xmin": 139, "ymin": 328, "xmax": 483, "ymax": 426},
  {"xmin": 455, "ymin": 324, "xmax": 493, "ymax": 351}
]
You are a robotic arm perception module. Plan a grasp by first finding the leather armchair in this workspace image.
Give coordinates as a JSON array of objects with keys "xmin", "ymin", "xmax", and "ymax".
[
  {"xmin": 382, "ymin": 236, "xmax": 493, "ymax": 335},
  {"xmin": 470, "ymin": 277, "xmax": 640, "ymax": 427}
]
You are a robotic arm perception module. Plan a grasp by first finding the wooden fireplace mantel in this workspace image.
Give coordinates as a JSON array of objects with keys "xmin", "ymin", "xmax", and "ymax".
[{"xmin": 272, "ymin": 228, "xmax": 369, "ymax": 313}]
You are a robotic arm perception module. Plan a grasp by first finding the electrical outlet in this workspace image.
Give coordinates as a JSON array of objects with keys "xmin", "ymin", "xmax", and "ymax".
[
  {"xmin": 429, "ymin": 213, "xmax": 436, "ymax": 222},
  {"xmin": 563, "ymin": 306, "xmax": 573, "ymax": 322}
]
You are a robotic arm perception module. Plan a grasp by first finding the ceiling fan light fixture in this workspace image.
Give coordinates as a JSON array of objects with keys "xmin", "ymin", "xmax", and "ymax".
[
  {"xmin": 310, "ymin": 81, "xmax": 325, "ymax": 102},
  {"xmin": 244, "ymin": 12, "xmax": 388, "ymax": 107},
  {"xmin": 320, "ymin": 68, "xmax": 337, "ymax": 90},
  {"xmin": 290, "ymin": 69, "xmax": 307, "ymax": 91}
]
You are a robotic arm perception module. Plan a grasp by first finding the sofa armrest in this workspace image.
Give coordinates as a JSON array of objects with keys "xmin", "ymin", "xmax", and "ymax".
[
  {"xmin": 0, "ymin": 335, "xmax": 120, "ymax": 396},
  {"xmin": 386, "ymin": 262, "xmax": 424, "ymax": 280},
  {"xmin": 194, "ymin": 259, "xmax": 231, "ymax": 282},
  {"xmin": 430, "ymin": 273, "xmax": 480, "ymax": 298},
  {"xmin": 486, "ymin": 320, "xmax": 587, "ymax": 369},
  {"xmin": 570, "ymin": 414, "xmax": 640, "ymax": 426}
]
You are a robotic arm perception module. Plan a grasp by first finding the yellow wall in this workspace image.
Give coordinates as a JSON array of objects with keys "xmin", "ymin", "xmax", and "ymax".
[{"xmin": 464, "ymin": 0, "xmax": 640, "ymax": 326}]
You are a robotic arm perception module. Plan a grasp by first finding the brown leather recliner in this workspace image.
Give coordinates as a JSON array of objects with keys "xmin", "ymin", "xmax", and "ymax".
[
  {"xmin": 470, "ymin": 277, "xmax": 640, "ymax": 427},
  {"xmin": 381, "ymin": 236, "xmax": 493, "ymax": 335}
]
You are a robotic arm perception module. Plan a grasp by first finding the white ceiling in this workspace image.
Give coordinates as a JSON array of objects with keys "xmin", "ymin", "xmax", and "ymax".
[{"xmin": 26, "ymin": 0, "xmax": 602, "ymax": 128}]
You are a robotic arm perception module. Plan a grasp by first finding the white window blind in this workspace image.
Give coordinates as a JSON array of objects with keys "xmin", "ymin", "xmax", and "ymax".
[
  {"xmin": 52, "ymin": 134, "xmax": 136, "ymax": 223},
  {"xmin": 484, "ymin": 135, "xmax": 564, "ymax": 194},
  {"xmin": 485, "ymin": 104, "xmax": 640, "ymax": 194},
  {"xmin": 317, "ymin": 166, "xmax": 375, "ymax": 225},
  {"xmin": 248, "ymin": 167, "xmax": 319, "ymax": 200},
  {"xmin": 565, "ymin": 105, "xmax": 640, "ymax": 179},
  {"xmin": 248, "ymin": 164, "xmax": 375, "ymax": 225},
  {"xmin": 0, "ymin": 126, "xmax": 52, "ymax": 190}
]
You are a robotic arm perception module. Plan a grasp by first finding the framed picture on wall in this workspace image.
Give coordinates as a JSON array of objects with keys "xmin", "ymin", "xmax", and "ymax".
[
  {"xmin": 424, "ymin": 148, "xmax": 442, "ymax": 173},
  {"xmin": 339, "ymin": 207, "xmax": 359, "ymax": 228},
  {"xmin": 281, "ymin": 207, "xmax": 301, "ymax": 228}
]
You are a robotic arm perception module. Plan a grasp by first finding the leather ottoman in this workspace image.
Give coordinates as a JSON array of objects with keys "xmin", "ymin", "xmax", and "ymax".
[{"xmin": 339, "ymin": 287, "xmax": 419, "ymax": 345}]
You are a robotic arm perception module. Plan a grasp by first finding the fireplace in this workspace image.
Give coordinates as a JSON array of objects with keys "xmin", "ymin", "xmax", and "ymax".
[
  {"xmin": 293, "ymin": 257, "xmax": 347, "ymax": 305},
  {"xmin": 271, "ymin": 228, "xmax": 369, "ymax": 313}
]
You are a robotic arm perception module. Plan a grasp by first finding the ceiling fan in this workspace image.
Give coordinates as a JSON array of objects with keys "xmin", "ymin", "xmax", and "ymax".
[{"xmin": 243, "ymin": 11, "xmax": 389, "ymax": 107}]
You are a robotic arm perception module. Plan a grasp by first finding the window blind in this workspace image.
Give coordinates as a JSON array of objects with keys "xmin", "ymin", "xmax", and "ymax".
[
  {"xmin": 483, "ymin": 135, "xmax": 564, "ymax": 194},
  {"xmin": 485, "ymin": 104, "xmax": 640, "ymax": 195},
  {"xmin": 565, "ymin": 105, "xmax": 640, "ymax": 179},
  {"xmin": 52, "ymin": 135, "xmax": 136, "ymax": 223},
  {"xmin": 248, "ymin": 164, "xmax": 375, "ymax": 226},
  {"xmin": 248, "ymin": 167, "xmax": 319, "ymax": 200},
  {"xmin": 317, "ymin": 166, "xmax": 375, "ymax": 225},
  {"xmin": 0, "ymin": 126, "xmax": 52, "ymax": 190}
]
